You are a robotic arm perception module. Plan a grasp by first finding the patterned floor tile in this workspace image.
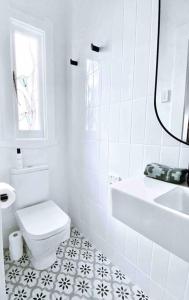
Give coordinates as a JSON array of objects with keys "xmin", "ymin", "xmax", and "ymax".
[
  {"xmin": 4, "ymin": 227, "xmax": 150, "ymax": 300},
  {"xmin": 95, "ymin": 265, "xmax": 111, "ymax": 281},
  {"xmin": 74, "ymin": 277, "xmax": 92, "ymax": 298},
  {"xmin": 62, "ymin": 259, "xmax": 77, "ymax": 276},
  {"xmin": 77, "ymin": 261, "xmax": 94, "ymax": 279}
]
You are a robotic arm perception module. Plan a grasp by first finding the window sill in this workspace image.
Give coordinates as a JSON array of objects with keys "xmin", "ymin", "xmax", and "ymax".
[{"xmin": 0, "ymin": 138, "xmax": 58, "ymax": 149}]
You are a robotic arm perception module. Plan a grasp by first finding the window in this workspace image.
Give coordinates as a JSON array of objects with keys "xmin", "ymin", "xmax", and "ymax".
[{"xmin": 11, "ymin": 18, "xmax": 46, "ymax": 139}]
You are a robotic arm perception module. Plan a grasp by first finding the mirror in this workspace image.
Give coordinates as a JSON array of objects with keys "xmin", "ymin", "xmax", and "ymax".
[{"xmin": 155, "ymin": 0, "xmax": 189, "ymax": 145}]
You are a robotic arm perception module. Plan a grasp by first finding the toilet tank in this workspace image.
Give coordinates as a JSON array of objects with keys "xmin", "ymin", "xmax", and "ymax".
[{"xmin": 10, "ymin": 165, "xmax": 49, "ymax": 209}]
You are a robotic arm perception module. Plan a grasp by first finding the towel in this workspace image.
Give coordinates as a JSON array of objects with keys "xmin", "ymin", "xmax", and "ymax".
[{"xmin": 144, "ymin": 163, "xmax": 188, "ymax": 184}]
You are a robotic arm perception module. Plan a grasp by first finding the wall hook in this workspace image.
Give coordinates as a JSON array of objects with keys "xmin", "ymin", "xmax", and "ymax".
[
  {"xmin": 70, "ymin": 59, "xmax": 78, "ymax": 66},
  {"xmin": 91, "ymin": 43, "xmax": 100, "ymax": 52}
]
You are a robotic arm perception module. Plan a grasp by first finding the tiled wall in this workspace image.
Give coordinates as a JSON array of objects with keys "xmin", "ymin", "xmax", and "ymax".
[{"xmin": 67, "ymin": 0, "xmax": 189, "ymax": 299}]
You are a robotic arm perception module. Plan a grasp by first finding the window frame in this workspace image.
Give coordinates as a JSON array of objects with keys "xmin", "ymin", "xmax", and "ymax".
[{"xmin": 10, "ymin": 18, "xmax": 47, "ymax": 141}]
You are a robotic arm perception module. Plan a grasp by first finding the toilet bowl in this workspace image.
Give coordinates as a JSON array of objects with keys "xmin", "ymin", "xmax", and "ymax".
[
  {"xmin": 16, "ymin": 200, "xmax": 70, "ymax": 270},
  {"xmin": 10, "ymin": 165, "xmax": 71, "ymax": 270}
]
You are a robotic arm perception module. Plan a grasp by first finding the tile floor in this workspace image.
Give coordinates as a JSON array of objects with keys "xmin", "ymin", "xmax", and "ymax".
[{"xmin": 4, "ymin": 227, "xmax": 149, "ymax": 300}]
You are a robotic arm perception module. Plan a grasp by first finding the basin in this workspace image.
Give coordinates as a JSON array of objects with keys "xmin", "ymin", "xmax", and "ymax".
[
  {"xmin": 111, "ymin": 176, "xmax": 189, "ymax": 262},
  {"xmin": 155, "ymin": 187, "xmax": 189, "ymax": 215}
]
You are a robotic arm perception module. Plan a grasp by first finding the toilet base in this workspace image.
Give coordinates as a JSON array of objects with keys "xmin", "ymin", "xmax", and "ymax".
[
  {"xmin": 28, "ymin": 249, "xmax": 56, "ymax": 270},
  {"xmin": 22, "ymin": 219, "xmax": 71, "ymax": 270}
]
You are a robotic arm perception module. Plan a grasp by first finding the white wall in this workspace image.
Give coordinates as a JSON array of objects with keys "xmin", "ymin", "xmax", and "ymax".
[
  {"xmin": 0, "ymin": 0, "xmax": 9, "ymax": 297},
  {"xmin": 0, "ymin": 209, "xmax": 6, "ymax": 299},
  {"xmin": 0, "ymin": 0, "xmax": 69, "ymax": 247},
  {"xmin": 68, "ymin": 1, "xmax": 189, "ymax": 299}
]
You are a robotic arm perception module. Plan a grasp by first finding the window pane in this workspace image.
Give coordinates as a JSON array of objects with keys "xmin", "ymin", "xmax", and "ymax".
[{"xmin": 14, "ymin": 31, "xmax": 41, "ymax": 131}]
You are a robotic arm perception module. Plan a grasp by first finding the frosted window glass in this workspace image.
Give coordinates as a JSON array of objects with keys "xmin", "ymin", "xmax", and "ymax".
[{"xmin": 14, "ymin": 31, "xmax": 41, "ymax": 131}]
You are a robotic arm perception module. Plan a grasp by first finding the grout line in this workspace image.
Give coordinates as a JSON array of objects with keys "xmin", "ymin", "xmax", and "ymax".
[
  {"xmin": 149, "ymin": 242, "xmax": 155, "ymax": 280},
  {"xmin": 143, "ymin": 0, "xmax": 155, "ymax": 148},
  {"xmin": 128, "ymin": 0, "xmax": 138, "ymax": 176},
  {"xmin": 178, "ymin": 143, "xmax": 182, "ymax": 168},
  {"xmin": 183, "ymin": 272, "xmax": 189, "ymax": 300}
]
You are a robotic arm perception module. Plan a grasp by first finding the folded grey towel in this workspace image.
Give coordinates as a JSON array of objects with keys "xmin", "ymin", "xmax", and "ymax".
[{"xmin": 144, "ymin": 163, "xmax": 188, "ymax": 184}]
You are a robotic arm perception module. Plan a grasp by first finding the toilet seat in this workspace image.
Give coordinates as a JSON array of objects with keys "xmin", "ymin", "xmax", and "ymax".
[{"xmin": 16, "ymin": 200, "xmax": 70, "ymax": 240}]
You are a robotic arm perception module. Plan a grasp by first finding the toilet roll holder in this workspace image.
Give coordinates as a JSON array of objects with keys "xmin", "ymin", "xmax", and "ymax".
[
  {"xmin": 0, "ymin": 194, "xmax": 8, "ymax": 202},
  {"xmin": 0, "ymin": 183, "xmax": 16, "ymax": 209}
]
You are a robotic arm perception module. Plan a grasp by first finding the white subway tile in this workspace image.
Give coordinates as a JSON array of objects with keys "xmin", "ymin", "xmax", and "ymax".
[
  {"xmin": 131, "ymin": 99, "xmax": 147, "ymax": 144},
  {"xmin": 124, "ymin": 227, "xmax": 139, "ymax": 265},
  {"xmin": 90, "ymin": 203, "xmax": 108, "ymax": 240},
  {"xmin": 101, "ymin": 58, "xmax": 111, "ymax": 106},
  {"xmin": 83, "ymin": 140, "xmax": 100, "ymax": 172},
  {"xmin": 160, "ymin": 147, "xmax": 180, "ymax": 167},
  {"xmin": 109, "ymin": 103, "xmax": 120, "ymax": 142},
  {"xmin": 179, "ymin": 146, "xmax": 189, "ymax": 169},
  {"xmin": 145, "ymin": 98, "xmax": 162, "ymax": 145},
  {"xmin": 121, "ymin": 0, "xmax": 137, "ymax": 101},
  {"xmin": 161, "ymin": 131, "xmax": 180, "ymax": 147},
  {"xmin": 148, "ymin": 0, "xmax": 158, "ymax": 95},
  {"xmin": 151, "ymin": 244, "xmax": 170, "ymax": 288},
  {"xmin": 149, "ymin": 281, "xmax": 164, "ymax": 300},
  {"xmin": 135, "ymin": 270, "xmax": 150, "ymax": 295},
  {"xmin": 98, "ymin": 172, "xmax": 110, "ymax": 211},
  {"xmin": 84, "ymin": 107, "xmax": 100, "ymax": 140},
  {"xmin": 137, "ymin": 235, "xmax": 153, "ymax": 275},
  {"xmin": 143, "ymin": 145, "xmax": 161, "ymax": 169},
  {"xmin": 135, "ymin": 0, "xmax": 152, "ymax": 46},
  {"xmin": 111, "ymin": 59, "xmax": 123, "ymax": 103},
  {"xmin": 166, "ymin": 254, "xmax": 189, "ymax": 300},
  {"xmin": 82, "ymin": 169, "xmax": 99, "ymax": 203},
  {"xmin": 99, "ymin": 105, "xmax": 110, "ymax": 141},
  {"xmin": 111, "ymin": 0, "xmax": 124, "ymax": 58},
  {"xmin": 133, "ymin": 46, "xmax": 150, "ymax": 99},
  {"xmin": 107, "ymin": 216, "xmax": 126, "ymax": 256},
  {"xmin": 121, "ymin": 257, "xmax": 137, "ymax": 284},
  {"xmin": 119, "ymin": 101, "xmax": 132, "ymax": 143},
  {"xmin": 162, "ymin": 291, "xmax": 177, "ymax": 300},
  {"xmin": 184, "ymin": 275, "xmax": 189, "ymax": 300},
  {"xmin": 99, "ymin": 140, "xmax": 109, "ymax": 173},
  {"xmin": 129, "ymin": 144, "xmax": 144, "ymax": 176},
  {"xmin": 109, "ymin": 142, "xmax": 130, "ymax": 179},
  {"xmin": 111, "ymin": 0, "xmax": 124, "ymax": 103}
]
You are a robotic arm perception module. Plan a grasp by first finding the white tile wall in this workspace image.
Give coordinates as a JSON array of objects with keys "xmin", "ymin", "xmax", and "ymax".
[
  {"xmin": 119, "ymin": 101, "xmax": 132, "ymax": 143},
  {"xmin": 166, "ymin": 255, "xmax": 189, "ymax": 299},
  {"xmin": 149, "ymin": 281, "xmax": 164, "ymax": 300},
  {"xmin": 137, "ymin": 235, "xmax": 153, "ymax": 275},
  {"xmin": 184, "ymin": 275, "xmax": 189, "ymax": 300},
  {"xmin": 68, "ymin": 0, "xmax": 189, "ymax": 298},
  {"xmin": 151, "ymin": 244, "xmax": 170, "ymax": 288}
]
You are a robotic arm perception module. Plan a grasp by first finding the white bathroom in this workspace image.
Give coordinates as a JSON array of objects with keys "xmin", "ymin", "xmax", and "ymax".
[{"xmin": 1, "ymin": 0, "xmax": 189, "ymax": 299}]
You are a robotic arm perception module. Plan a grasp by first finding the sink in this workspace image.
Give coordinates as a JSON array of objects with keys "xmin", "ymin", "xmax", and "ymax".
[
  {"xmin": 111, "ymin": 176, "xmax": 189, "ymax": 262},
  {"xmin": 155, "ymin": 187, "xmax": 189, "ymax": 215}
]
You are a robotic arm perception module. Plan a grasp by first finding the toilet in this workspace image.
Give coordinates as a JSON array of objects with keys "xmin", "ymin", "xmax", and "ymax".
[{"xmin": 10, "ymin": 165, "xmax": 70, "ymax": 270}]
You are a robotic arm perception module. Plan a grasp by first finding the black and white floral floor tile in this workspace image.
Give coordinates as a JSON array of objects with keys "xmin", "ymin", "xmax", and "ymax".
[{"xmin": 4, "ymin": 227, "xmax": 150, "ymax": 300}]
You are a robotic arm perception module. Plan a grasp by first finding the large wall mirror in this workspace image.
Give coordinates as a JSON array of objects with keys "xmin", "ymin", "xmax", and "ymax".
[{"xmin": 155, "ymin": 0, "xmax": 189, "ymax": 145}]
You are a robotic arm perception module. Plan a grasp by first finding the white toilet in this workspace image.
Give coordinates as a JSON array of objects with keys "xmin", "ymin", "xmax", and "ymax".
[{"xmin": 10, "ymin": 165, "xmax": 70, "ymax": 270}]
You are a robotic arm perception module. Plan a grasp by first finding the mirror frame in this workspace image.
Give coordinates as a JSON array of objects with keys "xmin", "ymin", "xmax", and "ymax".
[{"xmin": 154, "ymin": 0, "xmax": 189, "ymax": 146}]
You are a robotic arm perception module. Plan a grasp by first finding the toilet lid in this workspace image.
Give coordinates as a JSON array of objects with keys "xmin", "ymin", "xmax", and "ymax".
[{"xmin": 16, "ymin": 200, "xmax": 70, "ymax": 240}]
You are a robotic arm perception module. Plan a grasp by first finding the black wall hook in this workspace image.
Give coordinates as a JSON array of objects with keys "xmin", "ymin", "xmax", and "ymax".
[
  {"xmin": 91, "ymin": 43, "xmax": 100, "ymax": 52},
  {"xmin": 70, "ymin": 59, "xmax": 78, "ymax": 66}
]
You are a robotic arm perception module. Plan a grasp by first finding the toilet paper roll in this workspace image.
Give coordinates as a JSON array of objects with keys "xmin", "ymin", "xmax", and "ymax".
[
  {"xmin": 9, "ymin": 231, "xmax": 23, "ymax": 261},
  {"xmin": 0, "ymin": 182, "xmax": 16, "ymax": 209}
]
